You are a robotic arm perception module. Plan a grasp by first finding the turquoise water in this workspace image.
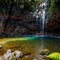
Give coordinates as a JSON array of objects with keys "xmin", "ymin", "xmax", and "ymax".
[
  {"xmin": 4, "ymin": 36, "xmax": 60, "ymax": 52},
  {"xmin": 36, "ymin": 37, "xmax": 60, "ymax": 52},
  {"xmin": 25, "ymin": 36, "xmax": 60, "ymax": 52}
]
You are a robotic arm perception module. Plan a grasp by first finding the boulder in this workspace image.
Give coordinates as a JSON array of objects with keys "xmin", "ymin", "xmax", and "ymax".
[
  {"xmin": 14, "ymin": 50, "xmax": 23, "ymax": 59},
  {"xmin": 3, "ymin": 50, "xmax": 23, "ymax": 60}
]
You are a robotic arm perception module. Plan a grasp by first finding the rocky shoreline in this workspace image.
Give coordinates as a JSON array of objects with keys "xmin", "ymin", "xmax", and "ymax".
[{"xmin": 0, "ymin": 38, "xmax": 60, "ymax": 60}]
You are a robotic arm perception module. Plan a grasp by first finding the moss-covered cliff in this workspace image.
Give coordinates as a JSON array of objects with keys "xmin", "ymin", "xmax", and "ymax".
[{"xmin": 46, "ymin": 0, "xmax": 60, "ymax": 35}]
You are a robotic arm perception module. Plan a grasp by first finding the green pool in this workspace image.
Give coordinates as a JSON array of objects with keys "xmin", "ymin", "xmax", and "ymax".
[{"xmin": 0, "ymin": 36, "xmax": 60, "ymax": 52}]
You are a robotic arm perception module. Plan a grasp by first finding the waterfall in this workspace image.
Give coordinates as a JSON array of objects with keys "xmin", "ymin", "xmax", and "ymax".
[
  {"xmin": 33, "ymin": 0, "xmax": 48, "ymax": 35},
  {"xmin": 41, "ymin": 1, "xmax": 47, "ymax": 35},
  {"xmin": 33, "ymin": 0, "xmax": 48, "ymax": 50},
  {"xmin": 40, "ymin": 0, "xmax": 48, "ymax": 50}
]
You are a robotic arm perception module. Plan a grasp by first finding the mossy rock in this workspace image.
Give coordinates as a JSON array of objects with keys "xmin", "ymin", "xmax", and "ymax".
[
  {"xmin": 40, "ymin": 49, "xmax": 50, "ymax": 55},
  {"xmin": 47, "ymin": 52, "xmax": 60, "ymax": 60}
]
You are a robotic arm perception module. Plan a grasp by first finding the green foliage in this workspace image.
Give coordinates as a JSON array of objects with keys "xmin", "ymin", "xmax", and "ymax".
[
  {"xmin": 2, "ymin": 9, "xmax": 6, "ymax": 14},
  {"xmin": 19, "ymin": 0, "xmax": 39, "ymax": 10},
  {"xmin": 0, "ymin": 0, "xmax": 39, "ymax": 14},
  {"xmin": 47, "ymin": 0, "xmax": 59, "ymax": 19},
  {"xmin": 20, "ymin": 4, "xmax": 24, "ymax": 9},
  {"xmin": 51, "ymin": 0, "xmax": 56, "ymax": 15}
]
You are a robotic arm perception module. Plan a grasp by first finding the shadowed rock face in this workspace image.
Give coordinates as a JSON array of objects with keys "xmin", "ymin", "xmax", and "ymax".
[
  {"xmin": 0, "ymin": 11, "xmax": 60, "ymax": 37},
  {"xmin": 46, "ymin": 11, "xmax": 60, "ymax": 35},
  {"xmin": 0, "ymin": 14, "xmax": 40, "ymax": 37},
  {"xmin": 0, "ymin": 0, "xmax": 60, "ymax": 37}
]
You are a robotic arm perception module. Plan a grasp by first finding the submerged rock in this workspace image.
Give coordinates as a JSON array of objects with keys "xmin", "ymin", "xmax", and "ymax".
[{"xmin": 39, "ymin": 49, "xmax": 50, "ymax": 55}]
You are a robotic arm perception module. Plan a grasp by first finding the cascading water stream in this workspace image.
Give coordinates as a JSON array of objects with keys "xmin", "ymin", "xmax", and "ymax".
[
  {"xmin": 41, "ymin": 4, "xmax": 46, "ymax": 34},
  {"xmin": 33, "ymin": 0, "xmax": 48, "ymax": 50},
  {"xmin": 40, "ymin": 0, "xmax": 47, "ymax": 50}
]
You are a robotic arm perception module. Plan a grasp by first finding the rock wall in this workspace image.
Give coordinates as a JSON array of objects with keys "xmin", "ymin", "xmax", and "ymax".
[{"xmin": 0, "ymin": 14, "xmax": 40, "ymax": 37}]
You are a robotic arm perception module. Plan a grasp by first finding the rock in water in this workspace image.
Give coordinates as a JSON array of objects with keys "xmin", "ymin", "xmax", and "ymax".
[
  {"xmin": 9, "ymin": 50, "xmax": 23, "ymax": 60},
  {"xmin": 39, "ymin": 49, "xmax": 49, "ymax": 55},
  {"xmin": 1, "ymin": 50, "xmax": 23, "ymax": 60},
  {"xmin": 15, "ymin": 50, "xmax": 23, "ymax": 59},
  {"xmin": 3, "ymin": 49, "xmax": 12, "ymax": 60},
  {"xmin": 6, "ymin": 49, "xmax": 12, "ymax": 53}
]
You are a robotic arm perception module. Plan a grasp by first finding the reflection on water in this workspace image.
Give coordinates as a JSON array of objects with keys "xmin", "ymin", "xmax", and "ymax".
[
  {"xmin": 0, "ymin": 36, "xmax": 60, "ymax": 53},
  {"xmin": 25, "ymin": 35, "xmax": 60, "ymax": 52},
  {"xmin": 34, "ymin": 37, "xmax": 60, "ymax": 52}
]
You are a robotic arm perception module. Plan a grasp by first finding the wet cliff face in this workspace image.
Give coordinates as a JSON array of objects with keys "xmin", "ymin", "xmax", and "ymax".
[
  {"xmin": 0, "ymin": 0, "xmax": 41, "ymax": 37},
  {"xmin": 46, "ymin": 12, "xmax": 60, "ymax": 35},
  {"xmin": 0, "ymin": 15, "xmax": 40, "ymax": 37},
  {"xmin": 46, "ymin": 0, "xmax": 60, "ymax": 35},
  {"xmin": 0, "ymin": 0, "xmax": 46, "ymax": 37},
  {"xmin": 0, "ymin": 0, "xmax": 60, "ymax": 37}
]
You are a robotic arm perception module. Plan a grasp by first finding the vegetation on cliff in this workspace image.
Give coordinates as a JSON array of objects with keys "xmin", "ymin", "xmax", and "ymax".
[
  {"xmin": 46, "ymin": 0, "xmax": 60, "ymax": 35},
  {"xmin": 0, "ymin": 0, "xmax": 40, "ymax": 14}
]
